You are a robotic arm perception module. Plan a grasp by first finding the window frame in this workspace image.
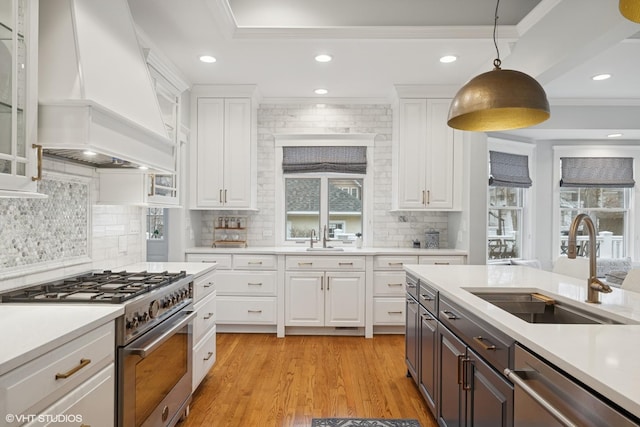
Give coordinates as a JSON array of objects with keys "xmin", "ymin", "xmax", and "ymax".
[
  {"xmin": 274, "ymin": 134, "xmax": 375, "ymax": 247},
  {"xmin": 553, "ymin": 146, "xmax": 639, "ymax": 261},
  {"xmin": 487, "ymin": 138, "xmax": 535, "ymax": 263}
]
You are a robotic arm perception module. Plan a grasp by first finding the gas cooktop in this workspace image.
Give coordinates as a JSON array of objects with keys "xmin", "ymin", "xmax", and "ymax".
[{"xmin": 1, "ymin": 270, "xmax": 188, "ymax": 304}]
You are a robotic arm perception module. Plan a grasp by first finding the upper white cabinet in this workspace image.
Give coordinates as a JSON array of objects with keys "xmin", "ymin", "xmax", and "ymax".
[
  {"xmin": 0, "ymin": 0, "xmax": 43, "ymax": 197},
  {"xmin": 190, "ymin": 85, "xmax": 258, "ymax": 210},
  {"xmin": 395, "ymin": 98, "xmax": 462, "ymax": 210}
]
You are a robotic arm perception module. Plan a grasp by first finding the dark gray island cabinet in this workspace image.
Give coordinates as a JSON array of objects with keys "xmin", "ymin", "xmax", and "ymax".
[{"xmin": 404, "ymin": 270, "xmax": 639, "ymax": 427}]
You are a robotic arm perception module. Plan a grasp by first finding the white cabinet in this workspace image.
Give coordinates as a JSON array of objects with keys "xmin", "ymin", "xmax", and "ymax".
[
  {"xmin": 0, "ymin": 0, "xmax": 43, "ymax": 197},
  {"xmin": 285, "ymin": 256, "xmax": 365, "ymax": 328},
  {"xmin": 372, "ymin": 255, "xmax": 418, "ymax": 326},
  {"xmin": 97, "ymin": 169, "xmax": 179, "ymax": 206},
  {"xmin": 191, "ymin": 91, "xmax": 256, "ymax": 209},
  {"xmin": 191, "ymin": 267, "xmax": 217, "ymax": 392},
  {"xmin": 395, "ymin": 98, "xmax": 462, "ymax": 210},
  {"xmin": 186, "ymin": 252, "xmax": 278, "ymax": 329},
  {"xmin": 0, "ymin": 322, "xmax": 115, "ymax": 426}
]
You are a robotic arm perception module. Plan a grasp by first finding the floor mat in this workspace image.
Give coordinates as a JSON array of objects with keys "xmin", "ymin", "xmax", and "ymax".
[{"xmin": 311, "ymin": 419, "xmax": 421, "ymax": 427}]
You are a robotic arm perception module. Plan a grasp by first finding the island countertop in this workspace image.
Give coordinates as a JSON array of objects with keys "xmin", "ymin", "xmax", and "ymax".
[{"xmin": 404, "ymin": 264, "xmax": 640, "ymax": 419}]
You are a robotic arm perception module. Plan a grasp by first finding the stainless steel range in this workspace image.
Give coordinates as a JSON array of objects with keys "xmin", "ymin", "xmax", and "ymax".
[{"xmin": 2, "ymin": 270, "xmax": 195, "ymax": 427}]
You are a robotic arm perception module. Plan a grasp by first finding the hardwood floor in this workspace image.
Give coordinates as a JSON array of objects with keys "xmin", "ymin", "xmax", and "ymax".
[{"xmin": 181, "ymin": 333, "xmax": 437, "ymax": 427}]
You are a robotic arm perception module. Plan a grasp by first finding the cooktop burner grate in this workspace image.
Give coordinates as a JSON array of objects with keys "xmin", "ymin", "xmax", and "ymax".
[{"xmin": 1, "ymin": 270, "xmax": 187, "ymax": 304}]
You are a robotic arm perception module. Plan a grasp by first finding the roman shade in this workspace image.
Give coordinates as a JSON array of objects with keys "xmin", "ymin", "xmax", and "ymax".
[
  {"xmin": 560, "ymin": 157, "xmax": 635, "ymax": 188},
  {"xmin": 282, "ymin": 146, "xmax": 367, "ymax": 174},
  {"xmin": 489, "ymin": 151, "xmax": 532, "ymax": 188}
]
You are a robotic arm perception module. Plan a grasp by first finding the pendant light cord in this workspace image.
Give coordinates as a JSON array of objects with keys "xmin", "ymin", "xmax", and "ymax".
[{"xmin": 493, "ymin": 0, "xmax": 501, "ymax": 69}]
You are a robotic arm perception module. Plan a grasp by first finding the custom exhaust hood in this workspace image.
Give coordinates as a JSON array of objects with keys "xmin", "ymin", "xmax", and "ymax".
[{"xmin": 37, "ymin": 0, "xmax": 175, "ymax": 172}]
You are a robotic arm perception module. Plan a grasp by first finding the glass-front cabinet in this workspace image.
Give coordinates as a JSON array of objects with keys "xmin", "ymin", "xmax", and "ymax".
[{"xmin": 0, "ymin": 0, "xmax": 41, "ymax": 196}]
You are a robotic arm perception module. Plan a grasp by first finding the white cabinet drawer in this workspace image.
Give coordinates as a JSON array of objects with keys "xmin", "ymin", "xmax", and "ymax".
[
  {"xmin": 193, "ymin": 326, "xmax": 216, "ymax": 392},
  {"xmin": 233, "ymin": 254, "xmax": 277, "ymax": 270},
  {"xmin": 0, "ymin": 322, "xmax": 114, "ymax": 418},
  {"xmin": 186, "ymin": 253, "xmax": 233, "ymax": 269},
  {"xmin": 373, "ymin": 271, "xmax": 407, "ymax": 296},
  {"xmin": 373, "ymin": 298, "xmax": 406, "ymax": 325},
  {"xmin": 215, "ymin": 271, "xmax": 277, "ymax": 295},
  {"xmin": 285, "ymin": 256, "xmax": 365, "ymax": 271},
  {"xmin": 25, "ymin": 364, "xmax": 115, "ymax": 427},
  {"xmin": 193, "ymin": 290, "xmax": 217, "ymax": 343},
  {"xmin": 419, "ymin": 256, "xmax": 466, "ymax": 265},
  {"xmin": 193, "ymin": 268, "xmax": 216, "ymax": 302},
  {"xmin": 216, "ymin": 296, "xmax": 277, "ymax": 324},
  {"xmin": 373, "ymin": 255, "xmax": 418, "ymax": 270}
]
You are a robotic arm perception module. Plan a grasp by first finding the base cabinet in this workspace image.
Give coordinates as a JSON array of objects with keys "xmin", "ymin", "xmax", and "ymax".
[{"xmin": 191, "ymin": 267, "xmax": 217, "ymax": 392}]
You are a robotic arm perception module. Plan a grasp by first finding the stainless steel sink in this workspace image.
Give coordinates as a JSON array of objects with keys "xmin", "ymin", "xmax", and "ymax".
[
  {"xmin": 469, "ymin": 290, "xmax": 631, "ymax": 325},
  {"xmin": 305, "ymin": 247, "xmax": 344, "ymax": 252}
]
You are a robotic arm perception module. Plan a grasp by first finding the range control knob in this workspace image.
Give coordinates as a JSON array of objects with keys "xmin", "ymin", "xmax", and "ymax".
[
  {"xmin": 126, "ymin": 316, "xmax": 139, "ymax": 330},
  {"xmin": 148, "ymin": 300, "xmax": 160, "ymax": 318}
]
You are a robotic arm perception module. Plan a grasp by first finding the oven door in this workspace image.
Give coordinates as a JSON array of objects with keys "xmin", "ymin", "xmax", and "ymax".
[{"xmin": 118, "ymin": 308, "xmax": 195, "ymax": 427}]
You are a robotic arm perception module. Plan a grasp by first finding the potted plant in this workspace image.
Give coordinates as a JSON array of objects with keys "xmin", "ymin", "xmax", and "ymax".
[{"xmin": 355, "ymin": 232, "xmax": 363, "ymax": 249}]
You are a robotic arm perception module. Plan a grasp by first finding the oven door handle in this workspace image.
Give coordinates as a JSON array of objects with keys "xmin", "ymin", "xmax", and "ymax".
[{"xmin": 126, "ymin": 311, "xmax": 196, "ymax": 358}]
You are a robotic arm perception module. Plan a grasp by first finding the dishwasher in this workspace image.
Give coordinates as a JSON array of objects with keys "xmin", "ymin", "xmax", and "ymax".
[{"xmin": 504, "ymin": 344, "xmax": 640, "ymax": 427}]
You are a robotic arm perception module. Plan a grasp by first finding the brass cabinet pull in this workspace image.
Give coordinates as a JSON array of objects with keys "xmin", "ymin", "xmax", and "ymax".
[
  {"xmin": 440, "ymin": 310, "xmax": 459, "ymax": 320},
  {"xmin": 148, "ymin": 174, "xmax": 156, "ymax": 196},
  {"xmin": 203, "ymin": 312, "xmax": 214, "ymax": 320},
  {"xmin": 298, "ymin": 262, "xmax": 313, "ymax": 266},
  {"xmin": 339, "ymin": 262, "xmax": 353, "ymax": 266},
  {"xmin": 204, "ymin": 281, "xmax": 214, "ymax": 288},
  {"xmin": 224, "ymin": 189, "xmax": 227, "ymax": 203},
  {"xmin": 203, "ymin": 351, "xmax": 214, "ymax": 361},
  {"xmin": 473, "ymin": 335, "xmax": 497, "ymax": 351},
  {"xmin": 247, "ymin": 309, "xmax": 263, "ymax": 313},
  {"xmin": 248, "ymin": 261, "xmax": 263, "ymax": 265},
  {"xmin": 327, "ymin": 278, "xmax": 330, "ymax": 291},
  {"xmin": 320, "ymin": 276, "xmax": 324, "ymax": 291},
  {"xmin": 422, "ymin": 190, "xmax": 426, "ymax": 205},
  {"xmin": 457, "ymin": 354, "xmax": 464, "ymax": 385},
  {"xmin": 219, "ymin": 189, "xmax": 223, "ymax": 203},
  {"xmin": 388, "ymin": 283, "xmax": 403, "ymax": 287},
  {"xmin": 406, "ymin": 282, "xmax": 416, "ymax": 289},
  {"xmin": 55, "ymin": 358, "xmax": 91, "ymax": 380},
  {"xmin": 388, "ymin": 262, "xmax": 403, "ymax": 266},
  {"xmin": 420, "ymin": 293, "xmax": 434, "ymax": 301},
  {"xmin": 434, "ymin": 262, "xmax": 450, "ymax": 265},
  {"xmin": 427, "ymin": 190, "xmax": 430, "ymax": 205},
  {"xmin": 31, "ymin": 144, "xmax": 43, "ymax": 182},
  {"xmin": 420, "ymin": 313, "xmax": 433, "ymax": 320},
  {"xmin": 388, "ymin": 311, "xmax": 403, "ymax": 315},
  {"xmin": 248, "ymin": 282, "xmax": 263, "ymax": 286}
]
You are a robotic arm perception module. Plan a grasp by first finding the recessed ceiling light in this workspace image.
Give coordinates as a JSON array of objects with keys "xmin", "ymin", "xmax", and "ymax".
[
  {"xmin": 199, "ymin": 55, "xmax": 217, "ymax": 63},
  {"xmin": 607, "ymin": 133, "xmax": 623, "ymax": 138},
  {"xmin": 314, "ymin": 88, "xmax": 328, "ymax": 95},
  {"xmin": 592, "ymin": 73, "xmax": 611, "ymax": 81},
  {"xmin": 83, "ymin": 150, "xmax": 96, "ymax": 156},
  {"xmin": 439, "ymin": 55, "xmax": 457, "ymax": 63},
  {"xmin": 315, "ymin": 54, "xmax": 332, "ymax": 63}
]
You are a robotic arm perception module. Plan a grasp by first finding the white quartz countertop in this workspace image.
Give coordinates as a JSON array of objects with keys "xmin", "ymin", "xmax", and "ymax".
[
  {"xmin": 186, "ymin": 246, "xmax": 467, "ymax": 256},
  {"xmin": 117, "ymin": 262, "xmax": 216, "ymax": 278},
  {"xmin": 0, "ymin": 304, "xmax": 123, "ymax": 376},
  {"xmin": 404, "ymin": 264, "xmax": 640, "ymax": 418}
]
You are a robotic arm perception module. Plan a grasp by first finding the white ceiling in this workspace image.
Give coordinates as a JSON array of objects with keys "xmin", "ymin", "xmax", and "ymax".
[{"xmin": 128, "ymin": 0, "xmax": 640, "ymax": 141}]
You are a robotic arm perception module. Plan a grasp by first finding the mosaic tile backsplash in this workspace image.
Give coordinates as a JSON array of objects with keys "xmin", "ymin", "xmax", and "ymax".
[{"xmin": 0, "ymin": 176, "xmax": 89, "ymax": 269}]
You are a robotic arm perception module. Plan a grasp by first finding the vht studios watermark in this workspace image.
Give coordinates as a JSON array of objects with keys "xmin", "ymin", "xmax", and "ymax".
[{"xmin": 5, "ymin": 413, "xmax": 84, "ymax": 423}]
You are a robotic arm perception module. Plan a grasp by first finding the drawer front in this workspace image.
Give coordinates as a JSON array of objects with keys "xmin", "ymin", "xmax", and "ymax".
[
  {"xmin": 186, "ymin": 253, "xmax": 233, "ymax": 269},
  {"xmin": 193, "ymin": 290, "xmax": 217, "ymax": 343},
  {"xmin": 24, "ymin": 364, "xmax": 115, "ymax": 427},
  {"xmin": 419, "ymin": 256, "xmax": 466, "ymax": 265},
  {"xmin": 233, "ymin": 254, "xmax": 277, "ymax": 270},
  {"xmin": 193, "ymin": 326, "xmax": 217, "ymax": 393},
  {"xmin": 439, "ymin": 296, "xmax": 513, "ymax": 372},
  {"xmin": 216, "ymin": 296, "xmax": 277, "ymax": 324},
  {"xmin": 373, "ymin": 255, "xmax": 419, "ymax": 270},
  {"xmin": 285, "ymin": 256, "xmax": 365, "ymax": 271},
  {"xmin": 0, "ymin": 322, "xmax": 114, "ymax": 417},
  {"xmin": 193, "ymin": 269, "xmax": 216, "ymax": 302},
  {"xmin": 215, "ymin": 271, "xmax": 277, "ymax": 296},
  {"xmin": 373, "ymin": 298, "xmax": 406, "ymax": 325},
  {"xmin": 373, "ymin": 271, "xmax": 407, "ymax": 296},
  {"xmin": 418, "ymin": 281, "xmax": 438, "ymax": 314}
]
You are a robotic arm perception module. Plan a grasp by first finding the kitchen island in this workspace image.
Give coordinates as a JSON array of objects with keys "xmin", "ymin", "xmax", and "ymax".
[{"xmin": 405, "ymin": 264, "xmax": 640, "ymax": 421}]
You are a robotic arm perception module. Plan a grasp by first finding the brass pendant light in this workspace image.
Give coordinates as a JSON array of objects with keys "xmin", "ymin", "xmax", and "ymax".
[
  {"xmin": 447, "ymin": 0, "xmax": 550, "ymax": 132},
  {"xmin": 620, "ymin": 0, "xmax": 640, "ymax": 23}
]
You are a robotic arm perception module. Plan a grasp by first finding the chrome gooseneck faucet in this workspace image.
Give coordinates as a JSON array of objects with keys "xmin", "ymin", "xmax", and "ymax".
[{"xmin": 567, "ymin": 213, "xmax": 613, "ymax": 304}]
